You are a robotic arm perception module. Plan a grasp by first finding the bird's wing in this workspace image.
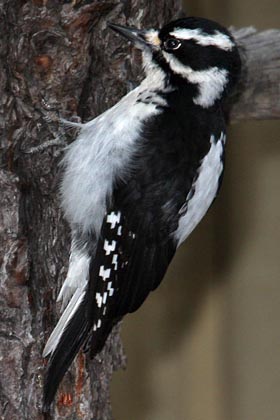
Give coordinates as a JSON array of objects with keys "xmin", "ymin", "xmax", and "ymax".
[
  {"xmin": 43, "ymin": 184, "xmax": 178, "ymax": 411},
  {"xmin": 88, "ymin": 204, "xmax": 176, "ymax": 332}
]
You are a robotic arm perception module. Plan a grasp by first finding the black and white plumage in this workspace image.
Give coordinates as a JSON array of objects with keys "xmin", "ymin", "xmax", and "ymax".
[{"xmin": 43, "ymin": 17, "xmax": 241, "ymax": 410}]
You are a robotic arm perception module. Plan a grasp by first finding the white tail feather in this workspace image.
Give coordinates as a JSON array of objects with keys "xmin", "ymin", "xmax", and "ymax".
[
  {"xmin": 43, "ymin": 237, "xmax": 91, "ymax": 358},
  {"xmin": 57, "ymin": 249, "xmax": 90, "ymax": 311},
  {"xmin": 43, "ymin": 288, "xmax": 86, "ymax": 357}
]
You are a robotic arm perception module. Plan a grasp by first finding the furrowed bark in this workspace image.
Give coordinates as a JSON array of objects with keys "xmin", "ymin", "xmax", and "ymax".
[{"xmin": 0, "ymin": 1, "xmax": 180, "ymax": 419}]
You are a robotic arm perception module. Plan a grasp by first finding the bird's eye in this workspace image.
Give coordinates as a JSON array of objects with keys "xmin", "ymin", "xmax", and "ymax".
[{"xmin": 163, "ymin": 38, "xmax": 181, "ymax": 51}]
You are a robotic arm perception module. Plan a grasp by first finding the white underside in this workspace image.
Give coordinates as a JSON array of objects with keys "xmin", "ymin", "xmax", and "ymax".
[
  {"xmin": 174, "ymin": 132, "xmax": 225, "ymax": 247},
  {"xmin": 43, "ymin": 69, "xmax": 169, "ymax": 357},
  {"xmin": 61, "ymin": 69, "xmax": 168, "ymax": 237}
]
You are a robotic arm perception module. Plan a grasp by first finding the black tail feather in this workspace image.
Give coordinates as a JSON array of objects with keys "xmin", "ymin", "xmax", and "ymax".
[
  {"xmin": 43, "ymin": 280, "xmax": 116, "ymax": 411},
  {"xmin": 43, "ymin": 298, "xmax": 91, "ymax": 412}
]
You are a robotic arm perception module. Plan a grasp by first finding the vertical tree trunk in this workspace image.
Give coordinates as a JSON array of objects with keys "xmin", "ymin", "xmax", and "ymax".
[{"xmin": 0, "ymin": 1, "xmax": 181, "ymax": 419}]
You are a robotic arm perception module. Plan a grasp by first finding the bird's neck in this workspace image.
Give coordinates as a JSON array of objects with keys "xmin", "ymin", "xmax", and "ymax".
[
  {"xmin": 139, "ymin": 71, "xmax": 202, "ymax": 111},
  {"xmin": 140, "ymin": 51, "xmax": 199, "ymax": 103},
  {"xmin": 141, "ymin": 56, "xmax": 228, "ymax": 109},
  {"xmin": 140, "ymin": 64, "xmax": 170, "ymax": 92},
  {"xmin": 140, "ymin": 66, "xmax": 207, "ymax": 109}
]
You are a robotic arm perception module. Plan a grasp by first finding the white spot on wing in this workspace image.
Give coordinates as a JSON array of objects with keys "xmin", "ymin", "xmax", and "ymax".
[
  {"xmin": 112, "ymin": 254, "xmax": 118, "ymax": 270},
  {"xmin": 174, "ymin": 133, "xmax": 225, "ymax": 246},
  {"xmin": 104, "ymin": 239, "xmax": 116, "ymax": 255},
  {"xmin": 99, "ymin": 266, "xmax": 111, "ymax": 281},
  {"xmin": 106, "ymin": 211, "xmax": 121, "ymax": 229},
  {"xmin": 107, "ymin": 282, "xmax": 114, "ymax": 296},
  {"xmin": 96, "ymin": 292, "xmax": 102, "ymax": 308}
]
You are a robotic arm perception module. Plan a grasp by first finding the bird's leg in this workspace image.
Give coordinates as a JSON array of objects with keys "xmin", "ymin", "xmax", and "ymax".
[{"xmin": 23, "ymin": 98, "xmax": 81, "ymax": 155}]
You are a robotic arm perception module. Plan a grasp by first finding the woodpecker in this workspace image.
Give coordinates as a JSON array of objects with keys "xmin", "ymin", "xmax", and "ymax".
[{"xmin": 43, "ymin": 17, "xmax": 241, "ymax": 410}]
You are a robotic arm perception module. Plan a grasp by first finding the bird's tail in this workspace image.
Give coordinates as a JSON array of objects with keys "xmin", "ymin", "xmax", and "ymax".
[
  {"xmin": 43, "ymin": 291, "xmax": 91, "ymax": 412},
  {"xmin": 43, "ymin": 271, "xmax": 113, "ymax": 411}
]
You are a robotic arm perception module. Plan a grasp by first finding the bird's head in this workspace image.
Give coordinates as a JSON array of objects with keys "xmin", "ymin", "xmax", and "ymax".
[{"xmin": 108, "ymin": 17, "xmax": 241, "ymax": 108}]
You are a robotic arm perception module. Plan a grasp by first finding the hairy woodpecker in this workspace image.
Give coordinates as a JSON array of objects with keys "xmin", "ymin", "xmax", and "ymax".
[{"xmin": 43, "ymin": 17, "xmax": 241, "ymax": 410}]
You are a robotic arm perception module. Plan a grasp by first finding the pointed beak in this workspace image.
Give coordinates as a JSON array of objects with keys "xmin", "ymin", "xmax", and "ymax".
[{"xmin": 108, "ymin": 22, "xmax": 160, "ymax": 50}]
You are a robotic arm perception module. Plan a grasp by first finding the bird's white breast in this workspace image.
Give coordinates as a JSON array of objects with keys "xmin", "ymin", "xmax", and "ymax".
[
  {"xmin": 61, "ymin": 83, "xmax": 165, "ymax": 236},
  {"xmin": 174, "ymin": 132, "xmax": 225, "ymax": 247}
]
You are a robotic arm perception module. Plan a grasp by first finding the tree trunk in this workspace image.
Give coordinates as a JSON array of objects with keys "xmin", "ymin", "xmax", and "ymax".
[
  {"xmin": 0, "ymin": 1, "xmax": 180, "ymax": 419},
  {"xmin": 0, "ymin": 2, "xmax": 279, "ymax": 419}
]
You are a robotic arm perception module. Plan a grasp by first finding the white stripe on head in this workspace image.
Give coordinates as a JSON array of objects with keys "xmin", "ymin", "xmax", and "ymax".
[
  {"xmin": 162, "ymin": 51, "xmax": 228, "ymax": 108},
  {"xmin": 170, "ymin": 28, "xmax": 234, "ymax": 51}
]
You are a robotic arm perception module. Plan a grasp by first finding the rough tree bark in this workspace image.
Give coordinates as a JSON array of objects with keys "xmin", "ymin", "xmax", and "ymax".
[
  {"xmin": 0, "ymin": 1, "xmax": 181, "ymax": 419},
  {"xmin": 0, "ymin": 1, "xmax": 279, "ymax": 419}
]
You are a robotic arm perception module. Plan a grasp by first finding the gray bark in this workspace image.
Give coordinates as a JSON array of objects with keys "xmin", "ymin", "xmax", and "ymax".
[
  {"xmin": 232, "ymin": 27, "xmax": 280, "ymax": 121},
  {"xmin": 0, "ymin": 1, "xmax": 279, "ymax": 419},
  {"xmin": 0, "ymin": 1, "xmax": 181, "ymax": 419}
]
